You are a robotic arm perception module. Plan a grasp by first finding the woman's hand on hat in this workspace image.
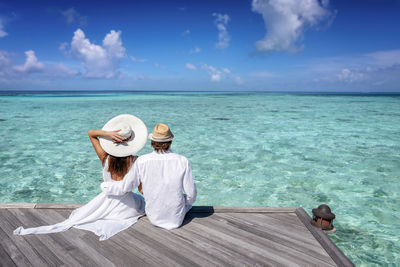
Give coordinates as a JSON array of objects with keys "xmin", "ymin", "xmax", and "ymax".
[{"xmin": 107, "ymin": 130, "xmax": 124, "ymax": 143}]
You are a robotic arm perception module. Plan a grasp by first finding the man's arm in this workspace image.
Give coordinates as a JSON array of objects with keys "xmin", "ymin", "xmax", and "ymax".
[
  {"xmin": 101, "ymin": 162, "xmax": 139, "ymax": 196},
  {"xmin": 182, "ymin": 160, "xmax": 197, "ymax": 206}
]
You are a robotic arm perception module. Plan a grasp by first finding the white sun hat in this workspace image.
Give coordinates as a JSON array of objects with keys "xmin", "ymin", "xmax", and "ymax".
[{"xmin": 99, "ymin": 114, "xmax": 148, "ymax": 157}]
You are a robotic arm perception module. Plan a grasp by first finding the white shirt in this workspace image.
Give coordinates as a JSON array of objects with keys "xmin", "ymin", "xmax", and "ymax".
[{"xmin": 101, "ymin": 150, "xmax": 197, "ymax": 230}]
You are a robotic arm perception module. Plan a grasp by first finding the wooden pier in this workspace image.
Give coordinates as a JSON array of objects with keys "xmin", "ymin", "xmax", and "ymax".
[{"xmin": 0, "ymin": 204, "xmax": 353, "ymax": 266}]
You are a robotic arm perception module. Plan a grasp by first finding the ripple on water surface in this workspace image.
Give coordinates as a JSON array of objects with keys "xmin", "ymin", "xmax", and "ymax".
[{"xmin": 0, "ymin": 93, "xmax": 399, "ymax": 265}]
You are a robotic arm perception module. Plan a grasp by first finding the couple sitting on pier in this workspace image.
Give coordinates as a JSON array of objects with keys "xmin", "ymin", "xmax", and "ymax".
[{"xmin": 14, "ymin": 114, "xmax": 197, "ymax": 240}]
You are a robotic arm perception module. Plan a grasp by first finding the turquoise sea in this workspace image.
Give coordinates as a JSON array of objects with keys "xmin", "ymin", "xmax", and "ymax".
[{"xmin": 0, "ymin": 92, "xmax": 399, "ymax": 265}]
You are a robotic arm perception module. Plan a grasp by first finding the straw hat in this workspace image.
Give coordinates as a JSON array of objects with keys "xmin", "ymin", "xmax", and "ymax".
[
  {"xmin": 148, "ymin": 123, "xmax": 174, "ymax": 142},
  {"xmin": 99, "ymin": 114, "xmax": 148, "ymax": 157}
]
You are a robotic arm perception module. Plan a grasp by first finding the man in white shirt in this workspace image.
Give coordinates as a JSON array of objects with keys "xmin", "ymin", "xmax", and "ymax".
[{"xmin": 101, "ymin": 123, "xmax": 197, "ymax": 230}]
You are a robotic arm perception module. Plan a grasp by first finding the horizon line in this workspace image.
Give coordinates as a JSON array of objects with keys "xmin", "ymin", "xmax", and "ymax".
[{"xmin": 1, "ymin": 89, "xmax": 400, "ymax": 96}]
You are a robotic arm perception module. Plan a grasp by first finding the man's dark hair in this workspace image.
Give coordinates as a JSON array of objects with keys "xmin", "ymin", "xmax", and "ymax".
[{"xmin": 151, "ymin": 140, "xmax": 172, "ymax": 153}]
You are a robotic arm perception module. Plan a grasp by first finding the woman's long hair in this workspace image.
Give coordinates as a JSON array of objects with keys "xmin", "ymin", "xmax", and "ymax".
[{"xmin": 102, "ymin": 154, "xmax": 135, "ymax": 181}]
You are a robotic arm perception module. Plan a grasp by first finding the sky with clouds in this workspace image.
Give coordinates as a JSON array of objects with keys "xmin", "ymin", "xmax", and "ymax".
[{"xmin": 0, "ymin": 0, "xmax": 399, "ymax": 92}]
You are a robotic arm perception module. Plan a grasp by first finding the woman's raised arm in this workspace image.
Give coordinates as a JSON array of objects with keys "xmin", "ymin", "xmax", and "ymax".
[{"xmin": 88, "ymin": 129, "xmax": 124, "ymax": 164}]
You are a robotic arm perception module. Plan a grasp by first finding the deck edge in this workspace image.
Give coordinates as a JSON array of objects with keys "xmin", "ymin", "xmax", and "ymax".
[
  {"xmin": 0, "ymin": 203, "xmax": 297, "ymax": 213},
  {"xmin": 35, "ymin": 203, "xmax": 84, "ymax": 209},
  {"xmin": 192, "ymin": 206, "xmax": 297, "ymax": 213},
  {"xmin": 295, "ymin": 207, "xmax": 354, "ymax": 267},
  {"xmin": 0, "ymin": 203, "xmax": 83, "ymax": 209},
  {"xmin": 0, "ymin": 203, "xmax": 37, "ymax": 208}
]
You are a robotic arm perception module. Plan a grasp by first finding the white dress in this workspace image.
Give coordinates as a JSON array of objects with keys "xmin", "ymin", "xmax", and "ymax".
[{"xmin": 13, "ymin": 158, "xmax": 145, "ymax": 240}]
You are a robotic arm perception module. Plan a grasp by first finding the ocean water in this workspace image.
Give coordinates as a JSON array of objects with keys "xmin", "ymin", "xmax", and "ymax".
[{"xmin": 0, "ymin": 92, "xmax": 399, "ymax": 265}]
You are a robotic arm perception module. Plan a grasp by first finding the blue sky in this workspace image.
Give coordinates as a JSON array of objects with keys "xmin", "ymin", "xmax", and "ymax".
[{"xmin": 0, "ymin": 0, "xmax": 399, "ymax": 92}]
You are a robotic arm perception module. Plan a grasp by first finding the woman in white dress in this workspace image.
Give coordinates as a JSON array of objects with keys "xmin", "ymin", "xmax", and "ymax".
[{"xmin": 14, "ymin": 114, "xmax": 148, "ymax": 240}]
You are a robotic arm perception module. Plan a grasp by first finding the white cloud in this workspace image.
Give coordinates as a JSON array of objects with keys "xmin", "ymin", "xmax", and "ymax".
[
  {"xmin": 0, "ymin": 19, "xmax": 7, "ymax": 38},
  {"xmin": 185, "ymin": 63, "xmax": 196, "ymax": 70},
  {"xmin": 364, "ymin": 50, "xmax": 400, "ymax": 68},
  {"xmin": 235, "ymin": 76, "xmax": 244, "ymax": 85},
  {"xmin": 202, "ymin": 64, "xmax": 221, "ymax": 82},
  {"xmin": 201, "ymin": 64, "xmax": 244, "ymax": 84},
  {"xmin": 48, "ymin": 63, "xmax": 79, "ymax": 77},
  {"xmin": 0, "ymin": 23, "xmax": 79, "ymax": 81},
  {"xmin": 70, "ymin": 28, "xmax": 126, "ymax": 78},
  {"xmin": 221, "ymin": 67, "xmax": 231, "ymax": 74},
  {"xmin": 154, "ymin": 62, "xmax": 167, "ymax": 70},
  {"xmin": 309, "ymin": 49, "xmax": 400, "ymax": 78},
  {"xmin": 59, "ymin": 42, "xmax": 68, "ymax": 52},
  {"xmin": 213, "ymin": 13, "xmax": 231, "ymax": 49},
  {"xmin": 13, "ymin": 50, "xmax": 44, "ymax": 74},
  {"xmin": 0, "ymin": 49, "xmax": 77, "ymax": 79},
  {"xmin": 103, "ymin": 30, "xmax": 125, "ymax": 59},
  {"xmin": 211, "ymin": 73, "xmax": 221, "ymax": 82},
  {"xmin": 0, "ymin": 50, "xmax": 13, "ymax": 77},
  {"xmin": 337, "ymin": 68, "xmax": 364, "ymax": 83},
  {"xmin": 201, "ymin": 64, "xmax": 238, "ymax": 82},
  {"xmin": 62, "ymin": 8, "xmax": 87, "ymax": 26},
  {"xmin": 0, "ymin": 51, "xmax": 11, "ymax": 64},
  {"xmin": 308, "ymin": 49, "xmax": 400, "ymax": 74},
  {"xmin": 130, "ymin": 56, "xmax": 147, "ymax": 63},
  {"xmin": 302, "ymin": 49, "xmax": 400, "ymax": 90},
  {"xmin": 182, "ymin": 29, "xmax": 191, "ymax": 36},
  {"xmin": 251, "ymin": 0, "xmax": 333, "ymax": 52},
  {"xmin": 189, "ymin": 46, "xmax": 201, "ymax": 54}
]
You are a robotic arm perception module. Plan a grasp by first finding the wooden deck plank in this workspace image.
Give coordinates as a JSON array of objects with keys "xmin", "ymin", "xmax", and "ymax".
[
  {"xmin": 8, "ymin": 208, "xmax": 83, "ymax": 267},
  {"xmin": 217, "ymin": 213, "xmax": 322, "ymax": 247},
  {"xmin": 0, "ymin": 205, "xmax": 353, "ymax": 266},
  {"xmin": 131, "ymin": 217, "xmax": 225, "ymax": 266},
  {"xmin": 118, "ymin": 225, "xmax": 195, "ymax": 266},
  {"xmin": 214, "ymin": 213, "xmax": 336, "ymax": 265},
  {"xmin": 0, "ymin": 227, "xmax": 33, "ymax": 267},
  {"xmin": 268, "ymin": 212, "xmax": 304, "ymax": 225},
  {"xmin": 0, "ymin": 209, "xmax": 49, "ymax": 266},
  {"xmin": 0, "ymin": 203, "xmax": 36, "ymax": 209},
  {"xmin": 192, "ymin": 213, "xmax": 336, "ymax": 266},
  {"xmin": 174, "ymin": 226, "xmax": 268, "ymax": 266},
  {"xmin": 35, "ymin": 209, "xmax": 116, "ymax": 267},
  {"xmin": 191, "ymin": 206, "xmax": 297, "ymax": 213},
  {"xmin": 217, "ymin": 213, "xmax": 316, "ymax": 245},
  {"xmin": 259, "ymin": 212, "xmax": 312, "ymax": 231},
  {"xmin": 110, "ymin": 225, "xmax": 177, "ymax": 266},
  {"xmin": 0, "ymin": 241, "xmax": 17, "ymax": 267},
  {"xmin": 0, "ymin": 203, "xmax": 297, "ymax": 213},
  {"xmin": 80, "ymin": 228, "xmax": 150, "ymax": 267},
  {"xmin": 127, "ymin": 226, "xmax": 201, "ymax": 266},
  {"xmin": 186, "ymin": 215, "xmax": 309, "ymax": 266},
  {"xmin": 51, "ymin": 204, "xmax": 159, "ymax": 265},
  {"xmin": 34, "ymin": 203, "xmax": 83, "ymax": 209},
  {"xmin": 228, "ymin": 212, "xmax": 314, "ymax": 238},
  {"xmin": 169, "ymin": 224, "xmax": 259, "ymax": 266},
  {"xmin": 20, "ymin": 208, "xmax": 113, "ymax": 266},
  {"xmin": 52, "ymin": 209, "xmax": 73, "ymax": 219},
  {"xmin": 180, "ymin": 212, "xmax": 267, "ymax": 265},
  {"xmin": 230, "ymin": 213, "xmax": 320, "ymax": 248},
  {"xmin": 180, "ymin": 219, "xmax": 285, "ymax": 266},
  {"xmin": 3, "ymin": 209, "xmax": 65, "ymax": 267},
  {"xmin": 296, "ymin": 208, "xmax": 354, "ymax": 267}
]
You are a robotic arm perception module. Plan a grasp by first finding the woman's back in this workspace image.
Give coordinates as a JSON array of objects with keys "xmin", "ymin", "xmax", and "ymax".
[{"xmin": 103, "ymin": 156, "xmax": 137, "ymax": 182}]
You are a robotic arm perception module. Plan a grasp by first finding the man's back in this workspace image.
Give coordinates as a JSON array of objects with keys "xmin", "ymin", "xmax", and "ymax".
[{"xmin": 136, "ymin": 151, "xmax": 196, "ymax": 229}]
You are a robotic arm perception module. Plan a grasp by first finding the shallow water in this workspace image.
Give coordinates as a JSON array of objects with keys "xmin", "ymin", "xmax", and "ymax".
[{"xmin": 0, "ymin": 92, "xmax": 399, "ymax": 265}]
